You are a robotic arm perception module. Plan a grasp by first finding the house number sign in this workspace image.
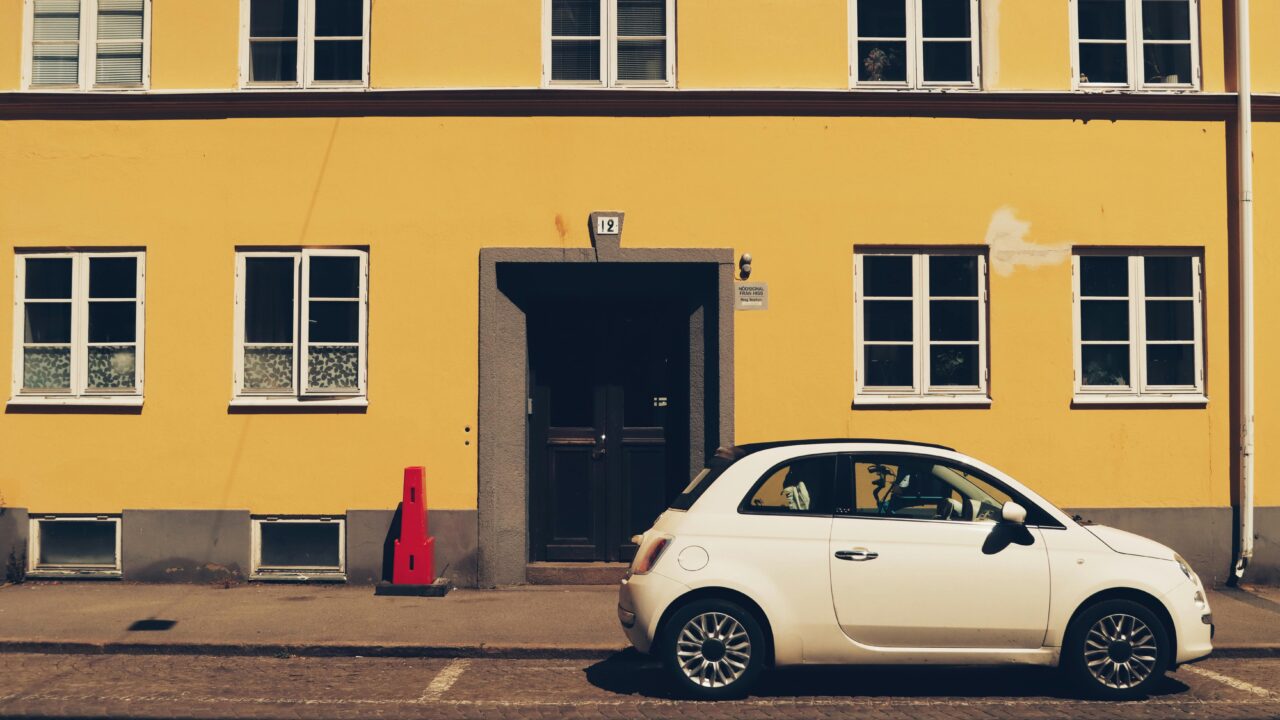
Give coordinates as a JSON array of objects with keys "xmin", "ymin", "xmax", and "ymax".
[{"xmin": 595, "ymin": 215, "xmax": 621, "ymax": 235}]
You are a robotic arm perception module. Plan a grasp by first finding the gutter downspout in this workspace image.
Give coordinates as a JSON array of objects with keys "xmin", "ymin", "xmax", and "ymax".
[{"xmin": 1234, "ymin": 0, "xmax": 1255, "ymax": 581}]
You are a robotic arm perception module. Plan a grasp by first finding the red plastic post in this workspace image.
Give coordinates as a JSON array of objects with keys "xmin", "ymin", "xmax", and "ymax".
[{"xmin": 392, "ymin": 466, "xmax": 435, "ymax": 584}]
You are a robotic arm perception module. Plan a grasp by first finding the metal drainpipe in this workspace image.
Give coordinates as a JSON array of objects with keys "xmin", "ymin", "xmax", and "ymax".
[{"xmin": 1234, "ymin": 0, "xmax": 1255, "ymax": 581}]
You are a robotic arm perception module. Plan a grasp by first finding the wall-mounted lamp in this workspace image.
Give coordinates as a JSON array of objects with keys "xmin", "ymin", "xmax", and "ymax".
[{"xmin": 738, "ymin": 252, "xmax": 753, "ymax": 280}]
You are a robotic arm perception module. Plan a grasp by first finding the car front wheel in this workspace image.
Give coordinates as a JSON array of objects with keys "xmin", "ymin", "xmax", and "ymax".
[
  {"xmin": 1062, "ymin": 598, "xmax": 1171, "ymax": 700},
  {"xmin": 660, "ymin": 598, "xmax": 766, "ymax": 700}
]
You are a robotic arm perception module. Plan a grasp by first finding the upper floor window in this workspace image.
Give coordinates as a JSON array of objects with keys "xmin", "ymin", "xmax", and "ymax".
[
  {"xmin": 544, "ymin": 0, "xmax": 675, "ymax": 87},
  {"xmin": 24, "ymin": 0, "xmax": 150, "ymax": 90},
  {"xmin": 11, "ymin": 250, "xmax": 145, "ymax": 406},
  {"xmin": 1073, "ymin": 0, "xmax": 1199, "ymax": 90},
  {"xmin": 850, "ymin": 0, "xmax": 980, "ymax": 89},
  {"xmin": 854, "ymin": 251, "xmax": 988, "ymax": 405},
  {"xmin": 233, "ymin": 249, "xmax": 368, "ymax": 406},
  {"xmin": 1073, "ymin": 252, "xmax": 1204, "ymax": 403},
  {"xmin": 241, "ymin": 0, "xmax": 369, "ymax": 88}
]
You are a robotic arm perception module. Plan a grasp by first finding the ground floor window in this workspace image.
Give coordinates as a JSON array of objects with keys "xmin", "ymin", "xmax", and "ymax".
[
  {"xmin": 28, "ymin": 515, "xmax": 121, "ymax": 576},
  {"xmin": 250, "ymin": 516, "xmax": 345, "ymax": 579}
]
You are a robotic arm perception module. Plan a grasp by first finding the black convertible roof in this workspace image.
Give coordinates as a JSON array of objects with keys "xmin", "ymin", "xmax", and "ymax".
[{"xmin": 731, "ymin": 438, "xmax": 955, "ymax": 455}]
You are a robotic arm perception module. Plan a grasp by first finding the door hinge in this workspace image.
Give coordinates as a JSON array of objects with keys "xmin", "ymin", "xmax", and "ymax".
[{"xmin": 527, "ymin": 397, "xmax": 534, "ymax": 415}]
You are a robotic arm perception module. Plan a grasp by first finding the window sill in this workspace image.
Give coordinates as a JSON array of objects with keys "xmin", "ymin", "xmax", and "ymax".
[
  {"xmin": 229, "ymin": 396, "xmax": 368, "ymax": 413},
  {"xmin": 7, "ymin": 396, "xmax": 143, "ymax": 411},
  {"xmin": 849, "ymin": 85, "xmax": 982, "ymax": 93},
  {"xmin": 250, "ymin": 571, "xmax": 347, "ymax": 583},
  {"xmin": 854, "ymin": 395, "xmax": 991, "ymax": 408},
  {"xmin": 26, "ymin": 569, "xmax": 122, "ymax": 579},
  {"xmin": 1072, "ymin": 393, "xmax": 1208, "ymax": 407}
]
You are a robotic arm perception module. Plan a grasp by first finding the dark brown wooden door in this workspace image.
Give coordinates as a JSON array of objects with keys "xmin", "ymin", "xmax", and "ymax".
[{"xmin": 529, "ymin": 301, "xmax": 686, "ymax": 563}]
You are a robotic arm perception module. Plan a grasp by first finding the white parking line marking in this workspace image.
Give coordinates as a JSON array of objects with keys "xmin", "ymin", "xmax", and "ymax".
[
  {"xmin": 1183, "ymin": 666, "xmax": 1273, "ymax": 697},
  {"xmin": 419, "ymin": 658, "xmax": 471, "ymax": 702}
]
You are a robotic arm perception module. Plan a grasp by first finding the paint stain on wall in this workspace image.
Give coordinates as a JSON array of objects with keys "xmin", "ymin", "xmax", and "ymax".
[
  {"xmin": 554, "ymin": 214, "xmax": 568, "ymax": 242},
  {"xmin": 985, "ymin": 206, "xmax": 1069, "ymax": 276}
]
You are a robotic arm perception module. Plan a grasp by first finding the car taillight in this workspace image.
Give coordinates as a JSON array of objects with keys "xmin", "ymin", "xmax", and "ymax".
[{"xmin": 630, "ymin": 535, "xmax": 672, "ymax": 575}]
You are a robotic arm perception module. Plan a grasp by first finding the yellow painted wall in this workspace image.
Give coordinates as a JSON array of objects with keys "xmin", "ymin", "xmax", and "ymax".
[
  {"xmin": 676, "ymin": 0, "xmax": 847, "ymax": 89},
  {"xmin": 371, "ymin": 0, "xmax": 540, "ymax": 88},
  {"xmin": 1252, "ymin": 123, "xmax": 1280, "ymax": 506},
  {"xmin": 150, "ymin": 0, "xmax": 239, "ymax": 90},
  {"xmin": 0, "ymin": 116, "xmax": 1231, "ymax": 515},
  {"xmin": 983, "ymin": 0, "xmax": 1070, "ymax": 91},
  {"xmin": 1252, "ymin": 0, "xmax": 1280, "ymax": 93},
  {"xmin": 0, "ymin": 0, "xmax": 22, "ymax": 91}
]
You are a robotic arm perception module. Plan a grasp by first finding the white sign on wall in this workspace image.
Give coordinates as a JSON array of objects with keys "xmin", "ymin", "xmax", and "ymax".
[{"xmin": 735, "ymin": 282, "xmax": 769, "ymax": 311}]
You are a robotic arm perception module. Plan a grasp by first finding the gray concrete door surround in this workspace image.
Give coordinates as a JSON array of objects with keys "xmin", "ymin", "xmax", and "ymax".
[{"xmin": 477, "ymin": 247, "xmax": 735, "ymax": 587}]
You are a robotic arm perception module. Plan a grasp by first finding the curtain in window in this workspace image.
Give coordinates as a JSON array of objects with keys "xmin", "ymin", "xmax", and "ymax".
[{"xmin": 32, "ymin": 0, "xmax": 81, "ymax": 86}]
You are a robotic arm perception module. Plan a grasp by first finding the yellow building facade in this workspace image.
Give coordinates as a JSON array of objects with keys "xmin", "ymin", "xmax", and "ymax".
[{"xmin": 0, "ymin": 0, "xmax": 1273, "ymax": 586}]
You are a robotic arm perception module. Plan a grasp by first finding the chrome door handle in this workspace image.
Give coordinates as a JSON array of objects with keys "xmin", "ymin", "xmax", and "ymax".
[{"xmin": 834, "ymin": 548, "xmax": 879, "ymax": 561}]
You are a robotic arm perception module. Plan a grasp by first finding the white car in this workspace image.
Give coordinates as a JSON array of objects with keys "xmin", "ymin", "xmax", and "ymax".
[{"xmin": 617, "ymin": 439, "xmax": 1213, "ymax": 700}]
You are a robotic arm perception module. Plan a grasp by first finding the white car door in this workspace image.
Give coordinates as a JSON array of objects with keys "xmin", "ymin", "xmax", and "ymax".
[{"xmin": 828, "ymin": 453, "xmax": 1052, "ymax": 649}]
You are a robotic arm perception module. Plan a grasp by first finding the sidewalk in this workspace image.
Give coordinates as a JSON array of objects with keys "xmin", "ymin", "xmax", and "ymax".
[{"xmin": 0, "ymin": 582, "xmax": 1277, "ymax": 659}]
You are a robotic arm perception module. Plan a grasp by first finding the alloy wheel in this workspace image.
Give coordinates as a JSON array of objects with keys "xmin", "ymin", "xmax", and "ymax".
[
  {"xmin": 676, "ymin": 611, "xmax": 752, "ymax": 688},
  {"xmin": 1083, "ymin": 612, "xmax": 1159, "ymax": 689}
]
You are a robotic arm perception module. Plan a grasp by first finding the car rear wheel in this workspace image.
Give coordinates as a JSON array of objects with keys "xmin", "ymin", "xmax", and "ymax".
[
  {"xmin": 1062, "ymin": 598, "xmax": 1171, "ymax": 700},
  {"xmin": 660, "ymin": 598, "xmax": 766, "ymax": 700}
]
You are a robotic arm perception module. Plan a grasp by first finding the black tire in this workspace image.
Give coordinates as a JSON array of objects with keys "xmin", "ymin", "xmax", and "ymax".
[
  {"xmin": 659, "ymin": 598, "xmax": 767, "ymax": 700},
  {"xmin": 1061, "ymin": 598, "xmax": 1172, "ymax": 700}
]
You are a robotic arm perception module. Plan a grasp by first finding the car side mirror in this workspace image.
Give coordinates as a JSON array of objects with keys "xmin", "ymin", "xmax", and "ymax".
[{"xmin": 1001, "ymin": 501, "xmax": 1027, "ymax": 525}]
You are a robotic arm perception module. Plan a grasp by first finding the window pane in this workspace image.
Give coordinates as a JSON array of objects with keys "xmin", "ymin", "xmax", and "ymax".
[
  {"xmin": 921, "ymin": 0, "xmax": 969, "ymax": 38},
  {"xmin": 928, "ymin": 255, "xmax": 977, "ymax": 296},
  {"xmin": 96, "ymin": 42, "xmax": 143, "ymax": 85},
  {"xmin": 745, "ymin": 455, "xmax": 836, "ymax": 515},
  {"xmin": 1082, "ymin": 345, "xmax": 1130, "ymax": 386},
  {"xmin": 37, "ymin": 520, "xmax": 116, "ymax": 566},
  {"xmin": 23, "ymin": 347, "xmax": 71, "ymax": 390},
  {"xmin": 88, "ymin": 302, "xmax": 136, "ymax": 343},
  {"xmin": 617, "ymin": 40, "xmax": 666, "ymax": 81},
  {"xmin": 617, "ymin": 0, "xmax": 665, "ymax": 36},
  {"xmin": 87, "ymin": 345, "xmax": 136, "ymax": 389},
  {"xmin": 308, "ymin": 300, "xmax": 358, "ymax": 342},
  {"xmin": 923, "ymin": 42, "xmax": 971, "ymax": 82},
  {"xmin": 551, "ymin": 40, "xmax": 601, "ymax": 81},
  {"xmin": 857, "ymin": 41, "xmax": 907, "ymax": 82},
  {"xmin": 250, "ymin": 41, "xmax": 298, "ymax": 82},
  {"xmin": 244, "ymin": 347, "xmax": 293, "ymax": 390},
  {"xmin": 930, "ymin": 300, "xmax": 978, "ymax": 341},
  {"xmin": 315, "ymin": 0, "xmax": 362, "ymax": 36},
  {"xmin": 97, "ymin": 0, "xmax": 143, "ymax": 40},
  {"xmin": 32, "ymin": 44, "xmax": 80, "ymax": 85},
  {"xmin": 309, "ymin": 257, "xmax": 359, "ymax": 298},
  {"xmin": 25, "ymin": 258, "xmax": 73, "ymax": 299},
  {"xmin": 1144, "ymin": 256, "xmax": 1193, "ymax": 296},
  {"xmin": 863, "ymin": 256, "xmax": 912, "ymax": 296},
  {"xmin": 857, "ymin": 0, "xmax": 906, "ymax": 37},
  {"xmin": 89, "ymin": 257, "xmax": 136, "ymax": 298},
  {"xmin": 1078, "ymin": 0, "xmax": 1127, "ymax": 40},
  {"xmin": 1147, "ymin": 344, "xmax": 1195, "ymax": 386},
  {"xmin": 930, "ymin": 345, "xmax": 979, "ymax": 386},
  {"xmin": 552, "ymin": 0, "xmax": 600, "ymax": 36},
  {"xmin": 308, "ymin": 346, "xmax": 359, "ymax": 390},
  {"xmin": 259, "ymin": 522, "xmax": 340, "ymax": 568},
  {"xmin": 1146, "ymin": 300, "xmax": 1194, "ymax": 341},
  {"xmin": 1143, "ymin": 43, "xmax": 1192, "ymax": 84},
  {"xmin": 245, "ymin": 258, "xmax": 294, "ymax": 343},
  {"xmin": 1080, "ymin": 256, "xmax": 1128, "ymax": 296},
  {"xmin": 33, "ymin": 0, "xmax": 81, "ymax": 41},
  {"xmin": 865, "ymin": 345, "xmax": 913, "ymax": 387},
  {"xmin": 1079, "ymin": 43, "xmax": 1129, "ymax": 84},
  {"xmin": 25, "ymin": 303, "xmax": 72, "ymax": 343},
  {"xmin": 864, "ymin": 300, "xmax": 913, "ymax": 341},
  {"xmin": 313, "ymin": 39, "xmax": 362, "ymax": 81},
  {"xmin": 250, "ymin": 0, "xmax": 297, "ymax": 37},
  {"xmin": 1081, "ymin": 300, "xmax": 1129, "ymax": 341},
  {"xmin": 1142, "ymin": 0, "xmax": 1190, "ymax": 40}
]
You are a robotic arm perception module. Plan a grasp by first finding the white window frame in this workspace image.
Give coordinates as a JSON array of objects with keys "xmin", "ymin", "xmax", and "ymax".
[
  {"xmin": 848, "ymin": 0, "xmax": 981, "ymax": 90},
  {"xmin": 27, "ymin": 515, "xmax": 123, "ymax": 577},
  {"xmin": 232, "ymin": 248, "xmax": 368, "ymax": 407},
  {"xmin": 1072, "ymin": 252, "xmax": 1205, "ymax": 404},
  {"xmin": 21, "ymin": 0, "xmax": 152, "ymax": 91},
  {"xmin": 854, "ymin": 251, "xmax": 989, "ymax": 406},
  {"xmin": 250, "ymin": 516, "xmax": 346, "ymax": 580},
  {"xmin": 542, "ymin": 0, "xmax": 677, "ymax": 88},
  {"xmin": 239, "ymin": 0, "xmax": 371, "ymax": 89},
  {"xmin": 10, "ymin": 250, "xmax": 145, "ymax": 407},
  {"xmin": 1069, "ymin": 0, "xmax": 1201, "ymax": 91}
]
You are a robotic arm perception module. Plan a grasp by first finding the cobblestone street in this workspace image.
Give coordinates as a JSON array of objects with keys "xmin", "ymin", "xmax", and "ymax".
[{"xmin": 2, "ymin": 652, "xmax": 1279, "ymax": 719}]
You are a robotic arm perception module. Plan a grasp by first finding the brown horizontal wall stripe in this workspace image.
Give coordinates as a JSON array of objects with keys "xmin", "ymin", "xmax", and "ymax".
[{"xmin": 4, "ymin": 89, "xmax": 1277, "ymax": 122}]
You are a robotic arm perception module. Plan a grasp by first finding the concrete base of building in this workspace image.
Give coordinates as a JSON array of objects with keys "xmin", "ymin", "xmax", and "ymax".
[
  {"xmin": 526, "ymin": 562, "xmax": 629, "ymax": 585},
  {"xmin": 346, "ymin": 509, "xmax": 478, "ymax": 587},
  {"xmin": 121, "ymin": 510, "xmax": 250, "ymax": 583},
  {"xmin": 0, "ymin": 506, "xmax": 29, "ymax": 582}
]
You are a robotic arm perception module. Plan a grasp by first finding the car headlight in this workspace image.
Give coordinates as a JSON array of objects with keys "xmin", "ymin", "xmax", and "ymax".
[{"xmin": 1174, "ymin": 553, "xmax": 1196, "ymax": 582}]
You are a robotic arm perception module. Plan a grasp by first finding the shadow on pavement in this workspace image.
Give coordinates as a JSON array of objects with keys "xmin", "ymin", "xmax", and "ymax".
[{"xmin": 584, "ymin": 649, "xmax": 1191, "ymax": 700}]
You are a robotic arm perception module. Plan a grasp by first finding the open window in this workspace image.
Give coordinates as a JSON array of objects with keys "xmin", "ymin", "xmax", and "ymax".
[
  {"xmin": 251, "ymin": 516, "xmax": 345, "ymax": 580},
  {"xmin": 28, "ymin": 515, "xmax": 121, "ymax": 577}
]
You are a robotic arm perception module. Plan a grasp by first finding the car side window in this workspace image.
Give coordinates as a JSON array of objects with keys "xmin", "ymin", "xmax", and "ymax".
[
  {"xmin": 838, "ymin": 454, "xmax": 1013, "ymax": 523},
  {"xmin": 742, "ymin": 454, "xmax": 837, "ymax": 516}
]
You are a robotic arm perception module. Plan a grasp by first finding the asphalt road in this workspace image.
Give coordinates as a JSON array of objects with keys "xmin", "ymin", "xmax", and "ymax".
[{"xmin": 2, "ymin": 652, "xmax": 1280, "ymax": 719}]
